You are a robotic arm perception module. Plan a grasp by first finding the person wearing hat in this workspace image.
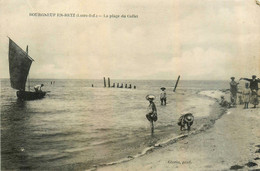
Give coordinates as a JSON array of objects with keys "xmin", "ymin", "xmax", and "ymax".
[
  {"xmin": 146, "ymin": 95, "xmax": 157, "ymax": 134},
  {"xmin": 160, "ymin": 87, "xmax": 167, "ymax": 105},
  {"xmin": 146, "ymin": 95, "xmax": 157, "ymax": 120},
  {"xmin": 240, "ymin": 75, "xmax": 260, "ymax": 92},
  {"xmin": 230, "ymin": 77, "xmax": 239, "ymax": 106},
  {"xmin": 177, "ymin": 113, "xmax": 194, "ymax": 131},
  {"xmin": 34, "ymin": 84, "xmax": 44, "ymax": 92}
]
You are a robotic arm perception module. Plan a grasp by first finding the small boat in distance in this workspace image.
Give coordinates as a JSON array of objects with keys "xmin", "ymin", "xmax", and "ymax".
[{"xmin": 8, "ymin": 37, "xmax": 46, "ymax": 100}]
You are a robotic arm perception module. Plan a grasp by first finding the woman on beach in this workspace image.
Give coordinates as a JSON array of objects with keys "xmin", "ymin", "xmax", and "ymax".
[
  {"xmin": 250, "ymin": 90, "xmax": 259, "ymax": 108},
  {"xmin": 240, "ymin": 75, "xmax": 260, "ymax": 108},
  {"xmin": 146, "ymin": 95, "xmax": 157, "ymax": 134},
  {"xmin": 242, "ymin": 83, "xmax": 250, "ymax": 109}
]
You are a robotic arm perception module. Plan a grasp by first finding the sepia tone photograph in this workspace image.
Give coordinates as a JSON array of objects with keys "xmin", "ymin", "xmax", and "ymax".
[{"xmin": 0, "ymin": 0, "xmax": 260, "ymax": 170}]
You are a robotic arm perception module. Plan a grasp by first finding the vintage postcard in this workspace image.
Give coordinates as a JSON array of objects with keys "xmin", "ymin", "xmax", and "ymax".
[{"xmin": 1, "ymin": 0, "xmax": 260, "ymax": 170}]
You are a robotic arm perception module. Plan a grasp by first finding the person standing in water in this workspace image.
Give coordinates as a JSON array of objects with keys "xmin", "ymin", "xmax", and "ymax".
[
  {"xmin": 160, "ymin": 87, "xmax": 167, "ymax": 105},
  {"xmin": 230, "ymin": 77, "xmax": 239, "ymax": 106},
  {"xmin": 146, "ymin": 95, "xmax": 157, "ymax": 134}
]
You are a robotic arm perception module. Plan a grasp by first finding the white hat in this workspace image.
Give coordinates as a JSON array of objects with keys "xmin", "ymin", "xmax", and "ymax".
[{"xmin": 146, "ymin": 95, "xmax": 156, "ymax": 101}]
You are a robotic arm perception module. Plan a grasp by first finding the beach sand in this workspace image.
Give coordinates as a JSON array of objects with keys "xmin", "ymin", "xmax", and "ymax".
[{"xmin": 96, "ymin": 104, "xmax": 260, "ymax": 171}]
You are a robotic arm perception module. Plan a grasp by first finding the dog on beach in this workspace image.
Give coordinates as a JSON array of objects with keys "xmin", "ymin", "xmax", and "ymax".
[{"xmin": 177, "ymin": 113, "xmax": 194, "ymax": 131}]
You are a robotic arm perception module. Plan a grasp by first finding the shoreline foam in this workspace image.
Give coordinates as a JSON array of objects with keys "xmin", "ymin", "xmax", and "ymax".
[
  {"xmin": 96, "ymin": 92, "xmax": 260, "ymax": 171},
  {"xmin": 89, "ymin": 90, "xmax": 227, "ymax": 171}
]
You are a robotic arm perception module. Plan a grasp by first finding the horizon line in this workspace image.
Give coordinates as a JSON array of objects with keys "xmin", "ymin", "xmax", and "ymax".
[{"xmin": 0, "ymin": 77, "xmax": 230, "ymax": 81}]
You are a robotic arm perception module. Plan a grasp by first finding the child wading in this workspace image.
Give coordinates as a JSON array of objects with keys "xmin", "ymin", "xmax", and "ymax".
[
  {"xmin": 242, "ymin": 83, "xmax": 250, "ymax": 109},
  {"xmin": 146, "ymin": 95, "xmax": 157, "ymax": 135},
  {"xmin": 160, "ymin": 87, "xmax": 166, "ymax": 105}
]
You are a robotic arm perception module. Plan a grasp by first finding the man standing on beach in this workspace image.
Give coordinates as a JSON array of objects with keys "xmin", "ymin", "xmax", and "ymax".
[
  {"xmin": 230, "ymin": 77, "xmax": 239, "ymax": 106},
  {"xmin": 240, "ymin": 75, "xmax": 260, "ymax": 92}
]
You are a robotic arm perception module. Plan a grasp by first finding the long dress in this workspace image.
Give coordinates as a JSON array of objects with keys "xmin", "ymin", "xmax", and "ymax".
[
  {"xmin": 242, "ymin": 88, "xmax": 250, "ymax": 103},
  {"xmin": 250, "ymin": 90, "xmax": 259, "ymax": 106}
]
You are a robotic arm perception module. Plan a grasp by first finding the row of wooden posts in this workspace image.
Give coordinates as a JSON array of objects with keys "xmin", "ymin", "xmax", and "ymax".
[
  {"xmin": 101, "ymin": 75, "xmax": 180, "ymax": 92},
  {"xmin": 103, "ymin": 77, "xmax": 136, "ymax": 89}
]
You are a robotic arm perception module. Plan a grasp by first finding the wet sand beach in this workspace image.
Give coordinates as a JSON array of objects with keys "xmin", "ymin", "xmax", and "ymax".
[{"xmin": 96, "ymin": 102, "xmax": 260, "ymax": 171}]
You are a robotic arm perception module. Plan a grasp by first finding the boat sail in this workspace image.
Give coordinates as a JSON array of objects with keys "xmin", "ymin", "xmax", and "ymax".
[
  {"xmin": 9, "ymin": 38, "xmax": 33, "ymax": 90},
  {"xmin": 8, "ymin": 38, "xmax": 46, "ymax": 100}
]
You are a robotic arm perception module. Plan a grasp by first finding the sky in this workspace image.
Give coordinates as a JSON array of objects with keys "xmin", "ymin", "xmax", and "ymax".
[{"xmin": 0, "ymin": 0, "xmax": 260, "ymax": 80}]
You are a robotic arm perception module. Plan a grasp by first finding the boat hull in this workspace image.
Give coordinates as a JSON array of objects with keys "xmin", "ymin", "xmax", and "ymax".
[{"xmin": 16, "ymin": 91, "xmax": 46, "ymax": 100}]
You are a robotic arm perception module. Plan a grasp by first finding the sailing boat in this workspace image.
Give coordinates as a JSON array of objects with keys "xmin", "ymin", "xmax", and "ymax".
[{"xmin": 8, "ymin": 37, "xmax": 46, "ymax": 100}]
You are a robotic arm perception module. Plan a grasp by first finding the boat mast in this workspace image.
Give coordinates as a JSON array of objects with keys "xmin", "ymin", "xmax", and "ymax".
[{"xmin": 26, "ymin": 45, "xmax": 31, "ymax": 91}]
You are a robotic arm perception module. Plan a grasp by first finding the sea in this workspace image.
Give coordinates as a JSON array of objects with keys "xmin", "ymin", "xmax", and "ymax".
[{"xmin": 1, "ymin": 79, "xmax": 229, "ymax": 170}]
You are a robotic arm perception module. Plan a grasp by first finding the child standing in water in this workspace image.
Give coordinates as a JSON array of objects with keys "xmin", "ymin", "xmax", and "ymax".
[
  {"xmin": 160, "ymin": 87, "xmax": 167, "ymax": 105},
  {"xmin": 242, "ymin": 83, "xmax": 250, "ymax": 109}
]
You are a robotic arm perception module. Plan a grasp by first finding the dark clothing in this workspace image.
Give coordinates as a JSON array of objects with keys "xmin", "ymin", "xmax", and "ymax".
[
  {"xmin": 160, "ymin": 98, "xmax": 166, "ymax": 105},
  {"xmin": 230, "ymin": 81, "xmax": 239, "ymax": 105},
  {"xmin": 243, "ymin": 78, "xmax": 259, "ymax": 107},
  {"xmin": 146, "ymin": 102, "xmax": 157, "ymax": 122},
  {"xmin": 178, "ymin": 113, "xmax": 194, "ymax": 131},
  {"xmin": 230, "ymin": 81, "xmax": 238, "ymax": 93},
  {"xmin": 146, "ymin": 113, "xmax": 157, "ymax": 122},
  {"xmin": 251, "ymin": 90, "xmax": 259, "ymax": 106},
  {"xmin": 220, "ymin": 99, "xmax": 231, "ymax": 108},
  {"xmin": 160, "ymin": 90, "xmax": 167, "ymax": 105},
  {"xmin": 243, "ymin": 78, "xmax": 260, "ymax": 91}
]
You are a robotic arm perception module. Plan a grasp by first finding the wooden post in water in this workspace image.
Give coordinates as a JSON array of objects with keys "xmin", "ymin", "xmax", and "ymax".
[
  {"xmin": 108, "ymin": 77, "xmax": 110, "ymax": 87},
  {"xmin": 103, "ymin": 77, "xmax": 106, "ymax": 87},
  {"xmin": 173, "ymin": 75, "xmax": 180, "ymax": 92}
]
